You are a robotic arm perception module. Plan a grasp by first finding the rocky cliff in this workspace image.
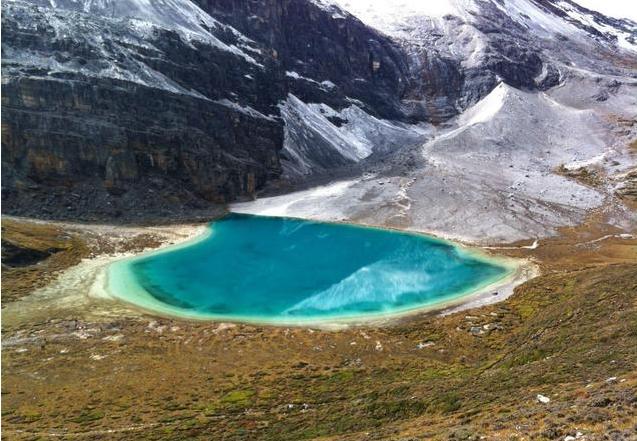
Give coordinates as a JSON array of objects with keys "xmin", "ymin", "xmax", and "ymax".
[
  {"xmin": 1, "ymin": 0, "xmax": 412, "ymax": 219},
  {"xmin": 1, "ymin": 0, "xmax": 273, "ymax": 218}
]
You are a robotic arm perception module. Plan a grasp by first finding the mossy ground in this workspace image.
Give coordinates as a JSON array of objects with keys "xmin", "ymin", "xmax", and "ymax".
[{"xmin": 1, "ymin": 218, "xmax": 636, "ymax": 440}]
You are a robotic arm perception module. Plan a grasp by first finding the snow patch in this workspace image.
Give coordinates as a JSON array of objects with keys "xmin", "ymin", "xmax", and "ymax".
[
  {"xmin": 286, "ymin": 71, "xmax": 338, "ymax": 91},
  {"xmin": 214, "ymin": 99, "xmax": 277, "ymax": 121},
  {"xmin": 232, "ymin": 180, "xmax": 358, "ymax": 217},
  {"xmin": 280, "ymin": 94, "xmax": 373, "ymax": 165},
  {"xmin": 18, "ymin": 0, "xmax": 264, "ymax": 66},
  {"xmin": 459, "ymin": 83, "xmax": 507, "ymax": 126},
  {"xmin": 316, "ymin": 0, "xmax": 469, "ymax": 38},
  {"xmin": 562, "ymin": 153, "xmax": 607, "ymax": 170},
  {"xmin": 557, "ymin": 0, "xmax": 637, "ymax": 52}
]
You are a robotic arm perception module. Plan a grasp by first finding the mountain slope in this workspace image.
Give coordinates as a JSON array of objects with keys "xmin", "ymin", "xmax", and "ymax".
[
  {"xmin": 234, "ymin": 79, "xmax": 637, "ymax": 243},
  {"xmin": 319, "ymin": 0, "xmax": 637, "ymax": 116},
  {"xmin": 1, "ymin": 0, "xmax": 284, "ymax": 218}
]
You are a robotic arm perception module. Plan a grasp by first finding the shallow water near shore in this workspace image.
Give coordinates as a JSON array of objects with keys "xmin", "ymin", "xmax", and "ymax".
[{"xmin": 107, "ymin": 214, "xmax": 513, "ymax": 324}]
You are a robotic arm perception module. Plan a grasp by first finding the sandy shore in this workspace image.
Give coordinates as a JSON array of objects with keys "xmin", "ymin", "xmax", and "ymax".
[{"xmin": 2, "ymin": 219, "xmax": 209, "ymax": 327}]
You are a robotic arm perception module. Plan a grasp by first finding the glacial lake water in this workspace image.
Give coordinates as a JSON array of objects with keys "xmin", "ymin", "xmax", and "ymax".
[{"xmin": 107, "ymin": 214, "xmax": 512, "ymax": 324}]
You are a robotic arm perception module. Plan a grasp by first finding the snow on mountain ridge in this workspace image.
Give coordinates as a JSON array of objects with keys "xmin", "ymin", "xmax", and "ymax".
[
  {"xmin": 556, "ymin": 0, "xmax": 637, "ymax": 51},
  {"xmin": 319, "ymin": 0, "xmax": 637, "ymax": 52},
  {"xmin": 315, "ymin": 0, "xmax": 474, "ymax": 40},
  {"xmin": 278, "ymin": 94, "xmax": 430, "ymax": 178},
  {"xmin": 459, "ymin": 82, "xmax": 507, "ymax": 126},
  {"xmin": 24, "ymin": 0, "xmax": 263, "ymax": 64}
]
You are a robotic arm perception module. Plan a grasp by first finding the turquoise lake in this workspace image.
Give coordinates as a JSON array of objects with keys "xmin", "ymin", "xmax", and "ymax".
[{"xmin": 107, "ymin": 214, "xmax": 512, "ymax": 324}]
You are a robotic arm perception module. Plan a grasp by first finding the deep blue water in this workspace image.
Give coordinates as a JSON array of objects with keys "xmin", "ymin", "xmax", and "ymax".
[{"xmin": 108, "ymin": 214, "xmax": 510, "ymax": 323}]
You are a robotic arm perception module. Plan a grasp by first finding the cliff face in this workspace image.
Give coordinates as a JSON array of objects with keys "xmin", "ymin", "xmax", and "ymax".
[
  {"xmin": 1, "ymin": 0, "xmax": 278, "ymax": 218},
  {"xmin": 1, "ymin": 0, "xmax": 411, "ymax": 218},
  {"xmin": 1, "ymin": 76, "xmax": 283, "ymax": 198},
  {"xmin": 194, "ymin": 0, "xmax": 411, "ymax": 120}
]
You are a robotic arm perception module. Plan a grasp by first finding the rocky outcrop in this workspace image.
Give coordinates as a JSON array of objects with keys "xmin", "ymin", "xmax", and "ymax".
[
  {"xmin": 196, "ymin": 0, "xmax": 411, "ymax": 120},
  {"xmin": 1, "ymin": 74, "xmax": 283, "ymax": 203}
]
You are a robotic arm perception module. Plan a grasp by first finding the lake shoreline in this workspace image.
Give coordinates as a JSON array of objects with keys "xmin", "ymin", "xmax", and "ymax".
[{"xmin": 49, "ymin": 214, "xmax": 537, "ymax": 328}]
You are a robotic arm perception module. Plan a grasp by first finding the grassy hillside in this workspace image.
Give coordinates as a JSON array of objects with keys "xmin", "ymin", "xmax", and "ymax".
[{"xmin": 1, "ymin": 219, "xmax": 636, "ymax": 440}]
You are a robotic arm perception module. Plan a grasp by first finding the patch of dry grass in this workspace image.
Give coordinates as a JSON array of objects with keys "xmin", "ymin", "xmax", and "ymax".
[{"xmin": 1, "ymin": 219, "xmax": 90, "ymax": 304}]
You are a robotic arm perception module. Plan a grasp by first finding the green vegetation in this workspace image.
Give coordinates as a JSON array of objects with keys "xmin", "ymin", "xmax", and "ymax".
[
  {"xmin": 220, "ymin": 389, "xmax": 255, "ymax": 407},
  {"xmin": 70, "ymin": 410, "xmax": 104, "ymax": 424}
]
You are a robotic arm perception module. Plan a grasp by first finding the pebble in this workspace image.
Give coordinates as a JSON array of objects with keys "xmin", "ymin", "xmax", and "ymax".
[
  {"xmin": 537, "ymin": 394, "xmax": 551, "ymax": 404},
  {"xmin": 470, "ymin": 326, "xmax": 484, "ymax": 335},
  {"xmin": 416, "ymin": 341, "xmax": 435, "ymax": 349}
]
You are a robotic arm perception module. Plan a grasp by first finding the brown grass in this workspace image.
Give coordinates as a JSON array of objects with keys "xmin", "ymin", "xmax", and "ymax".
[
  {"xmin": 1, "ymin": 219, "xmax": 90, "ymax": 304},
  {"xmin": 1, "ymin": 218, "xmax": 636, "ymax": 440}
]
